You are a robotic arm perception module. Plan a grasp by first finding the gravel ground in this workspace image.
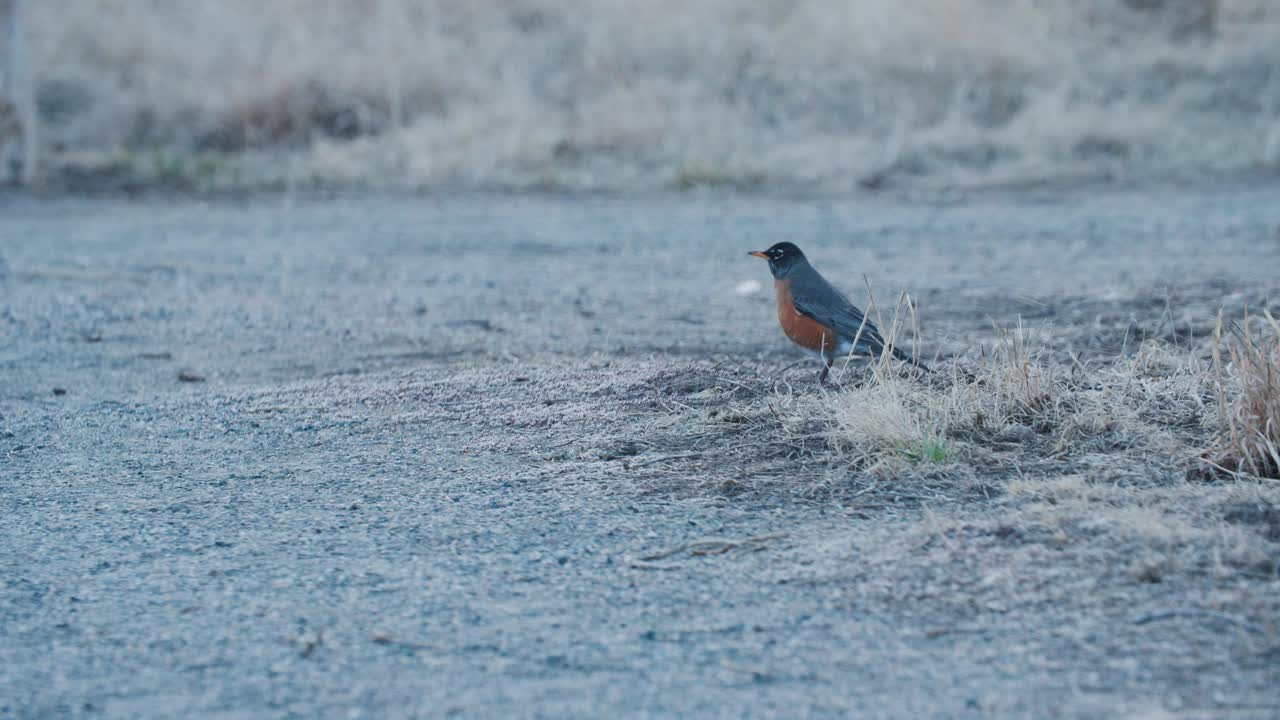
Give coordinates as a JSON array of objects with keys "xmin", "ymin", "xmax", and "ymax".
[{"xmin": 2, "ymin": 184, "xmax": 1280, "ymax": 718}]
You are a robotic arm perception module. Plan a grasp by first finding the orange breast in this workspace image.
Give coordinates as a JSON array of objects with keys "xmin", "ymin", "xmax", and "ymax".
[{"xmin": 774, "ymin": 279, "xmax": 837, "ymax": 353}]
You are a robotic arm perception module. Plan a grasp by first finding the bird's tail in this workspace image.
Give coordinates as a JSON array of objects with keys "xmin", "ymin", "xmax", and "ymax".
[{"xmin": 881, "ymin": 341, "xmax": 931, "ymax": 373}]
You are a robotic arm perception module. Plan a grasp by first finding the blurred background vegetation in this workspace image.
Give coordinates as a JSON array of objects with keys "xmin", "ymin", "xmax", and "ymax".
[{"xmin": 2, "ymin": 0, "xmax": 1278, "ymax": 192}]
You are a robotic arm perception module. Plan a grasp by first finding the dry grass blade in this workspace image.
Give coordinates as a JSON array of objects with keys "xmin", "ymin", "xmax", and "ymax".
[
  {"xmin": 836, "ymin": 283, "xmax": 924, "ymax": 382},
  {"xmin": 1208, "ymin": 308, "xmax": 1280, "ymax": 480},
  {"xmin": 990, "ymin": 316, "xmax": 1053, "ymax": 416}
]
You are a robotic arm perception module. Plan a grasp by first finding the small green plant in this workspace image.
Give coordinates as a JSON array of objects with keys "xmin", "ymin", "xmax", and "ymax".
[
  {"xmin": 672, "ymin": 165, "xmax": 762, "ymax": 191},
  {"xmin": 899, "ymin": 435, "xmax": 949, "ymax": 463}
]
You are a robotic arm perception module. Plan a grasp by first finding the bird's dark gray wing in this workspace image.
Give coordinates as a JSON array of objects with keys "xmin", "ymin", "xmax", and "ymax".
[
  {"xmin": 788, "ymin": 266, "xmax": 931, "ymax": 363},
  {"xmin": 790, "ymin": 266, "xmax": 929, "ymax": 369},
  {"xmin": 788, "ymin": 275, "xmax": 889, "ymax": 353}
]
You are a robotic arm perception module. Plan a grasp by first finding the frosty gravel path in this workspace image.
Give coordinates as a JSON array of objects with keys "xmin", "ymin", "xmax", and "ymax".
[{"xmin": 3, "ymin": 187, "xmax": 1280, "ymax": 718}]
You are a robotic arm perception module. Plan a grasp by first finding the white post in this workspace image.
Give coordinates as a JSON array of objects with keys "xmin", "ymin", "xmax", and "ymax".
[{"xmin": 3, "ymin": 0, "xmax": 37, "ymax": 184}]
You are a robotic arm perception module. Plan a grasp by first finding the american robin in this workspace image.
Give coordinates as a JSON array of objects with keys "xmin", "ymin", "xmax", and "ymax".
[{"xmin": 749, "ymin": 242, "xmax": 927, "ymax": 382}]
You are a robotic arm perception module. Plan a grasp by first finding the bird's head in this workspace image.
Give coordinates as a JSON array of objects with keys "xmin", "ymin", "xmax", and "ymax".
[{"xmin": 749, "ymin": 241, "xmax": 806, "ymax": 278}]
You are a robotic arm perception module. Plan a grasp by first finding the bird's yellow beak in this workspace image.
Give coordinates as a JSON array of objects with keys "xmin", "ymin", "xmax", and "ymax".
[{"xmin": 749, "ymin": 251, "xmax": 769, "ymax": 259}]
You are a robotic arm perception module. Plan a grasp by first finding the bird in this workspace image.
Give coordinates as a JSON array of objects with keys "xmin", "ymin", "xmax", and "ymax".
[{"xmin": 749, "ymin": 241, "xmax": 927, "ymax": 383}]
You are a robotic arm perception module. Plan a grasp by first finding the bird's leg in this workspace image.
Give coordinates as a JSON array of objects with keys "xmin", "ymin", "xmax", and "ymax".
[{"xmin": 818, "ymin": 352, "xmax": 832, "ymax": 384}]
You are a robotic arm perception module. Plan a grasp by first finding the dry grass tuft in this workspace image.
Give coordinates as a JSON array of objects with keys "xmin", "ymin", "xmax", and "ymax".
[
  {"xmin": 987, "ymin": 319, "xmax": 1055, "ymax": 417},
  {"xmin": 826, "ymin": 370, "xmax": 946, "ymax": 472},
  {"xmin": 819, "ymin": 324, "xmax": 1210, "ymax": 481},
  {"xmin": 18, "ymin": 0, "xmax": 1280, "ymax": 190},
  {"xmin": 1209, "ymin": 308, "xmax": 1280, "ymax": 479}
]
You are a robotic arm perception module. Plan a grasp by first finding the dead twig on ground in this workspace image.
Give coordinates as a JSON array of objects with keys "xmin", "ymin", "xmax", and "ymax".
[
  {"xmin": 721, "ymin": 660, "xmax": 771, "ymax": 680},
  {"xmin": 1133, "ymin": 608, "xmax": 1269, "ymax": 635},
  {"xmin": 625, "ymin": 451, "xmax": 705, "ymax": 469},
  {"xmin": 372, "ymin": 633, "xmax": 435, "ymax": 650},
  {"xmin": 627, "ymin": 559, "xmax": 686, "ymax": 571},
  {"xmin": 638, "ymin": 532, "xmax": 788, "ymax": 561}
]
